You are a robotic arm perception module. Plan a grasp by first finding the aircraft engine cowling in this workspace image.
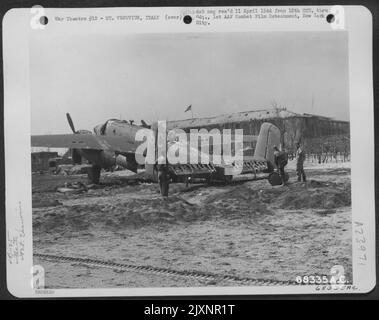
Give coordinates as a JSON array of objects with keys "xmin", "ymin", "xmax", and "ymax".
[
  {"xmin": 98, "ymin": 150, "xmax": 117, "ymax": 168},
  {"xmin": 99, "ymin": 152, "xmax": 138, "ymax": 173},
  {"xmin": 115, "ymin": 154, "xmax": 138, "ymax": 173},
  {"xmin": 80, "ymin": 150, "xmax": 138, "ymax": 173}
]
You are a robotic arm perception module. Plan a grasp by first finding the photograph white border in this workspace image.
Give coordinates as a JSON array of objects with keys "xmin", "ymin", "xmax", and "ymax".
[{"xmin": 3, "ymin": 5, "xmax": 375, "ymax": 297}]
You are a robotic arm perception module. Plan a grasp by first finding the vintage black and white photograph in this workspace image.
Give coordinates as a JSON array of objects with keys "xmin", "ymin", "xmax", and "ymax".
[
  {"xmin": 3, "ymin": 6, "xmax": 375, "ymax": 296},
  {"xmin": 28, "ymin": 30, "xmax": 354, "ymax": 289}
]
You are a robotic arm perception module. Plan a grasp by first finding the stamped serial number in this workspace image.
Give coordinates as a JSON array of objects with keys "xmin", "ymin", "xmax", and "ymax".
[
  {"xmin": 296, "ymin": 265, "xmax": 347, "ymax": 285},
  {"xmin": 296, "ymin": 275, "xmax": 347, "ymax": 285}
]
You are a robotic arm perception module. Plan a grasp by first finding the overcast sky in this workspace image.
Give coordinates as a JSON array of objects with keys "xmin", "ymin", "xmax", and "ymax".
[{"xmin": 30, "ymin": 31, "xmax": 349, "ymax": 135}]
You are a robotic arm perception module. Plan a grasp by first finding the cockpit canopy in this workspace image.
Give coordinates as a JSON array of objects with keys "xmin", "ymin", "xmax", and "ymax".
[{"xmin": 93, "ymin": 119, "xmax": 135, "ymax": 135}]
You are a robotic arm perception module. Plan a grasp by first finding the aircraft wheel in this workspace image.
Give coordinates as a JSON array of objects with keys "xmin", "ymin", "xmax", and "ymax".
[
  {"xmin": 88, "ymin": 165, "xmax": 101, "ymax": 184},
  {"xmin": 268, "ymin": 172, "xmax": 282, "ymax": 186}
]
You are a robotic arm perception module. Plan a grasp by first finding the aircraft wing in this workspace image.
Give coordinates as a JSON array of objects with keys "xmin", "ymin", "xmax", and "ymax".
[{"xmin": 31, "ymin": 134, "xmax": 139, "ymax": 154}]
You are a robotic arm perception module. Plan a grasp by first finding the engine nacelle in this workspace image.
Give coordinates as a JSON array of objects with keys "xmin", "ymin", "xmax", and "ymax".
[
  {"xmin": 80, "ymin": 149, "xmax": 138, "ymax": 172},
  {"xmin": 115, "ymin": 154, "xmax": 138, "ymax": 173},
  {"xmin": 100, "ymin": 150, "xmax": 117, "ymax": 168}
]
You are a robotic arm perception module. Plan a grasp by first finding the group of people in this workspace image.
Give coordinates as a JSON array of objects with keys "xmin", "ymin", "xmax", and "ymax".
[{"xmin": 273, "ymin": 142, "xmax": 306, "ymax": 185}]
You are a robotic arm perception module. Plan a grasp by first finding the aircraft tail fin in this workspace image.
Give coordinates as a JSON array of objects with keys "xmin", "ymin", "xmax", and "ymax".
[{"xmin": 253, "ymin": 122, "xmax": 281, "ymax": 166}]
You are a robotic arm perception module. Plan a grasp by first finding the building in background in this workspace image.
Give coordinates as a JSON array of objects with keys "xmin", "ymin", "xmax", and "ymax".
[
  {"xmin": 168, "ymin": 108, "xmax": 350, "ymax": 163},
  {"xmin": 31, "ymin": 151, "xmax": 58, "ymax": 172},
  {"xmin": 31, "ymin": 149, "xmax": 76, "ymax": 173}
]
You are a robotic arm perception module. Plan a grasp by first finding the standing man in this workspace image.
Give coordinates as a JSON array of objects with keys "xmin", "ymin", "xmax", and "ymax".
[
  {"xmin": 295, "ymin": 142, "xmax": 306, "ymax": 182},
  {"xmin": 273, "ymin": 146, "xmax": 288, "ymax": 185}
]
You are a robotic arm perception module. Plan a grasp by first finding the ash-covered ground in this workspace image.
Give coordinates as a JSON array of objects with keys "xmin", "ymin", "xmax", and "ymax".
[{"xmin": 32, "ymin": 160, "xmax": 352, "ymax": 288}]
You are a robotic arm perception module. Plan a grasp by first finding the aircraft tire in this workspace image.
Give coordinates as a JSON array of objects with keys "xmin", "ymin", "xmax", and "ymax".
[
  {"xmin": 88, "ymin": 165, "xmax": 101, "ymax": 184},
  {"xmin": 268, "ymin": 172, "xmax": 282, "ymax": 186}
]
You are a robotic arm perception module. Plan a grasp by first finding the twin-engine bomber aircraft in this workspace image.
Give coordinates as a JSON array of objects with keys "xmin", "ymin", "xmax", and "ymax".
[{"xmin": 31, "ymin": 113, "xmax": 287, "ymax": 196}]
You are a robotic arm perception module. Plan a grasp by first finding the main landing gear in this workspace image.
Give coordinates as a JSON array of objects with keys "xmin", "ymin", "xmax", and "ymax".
[{"xmin": 87, "ymin": 164, "xmax": 101, "ymax": 184}]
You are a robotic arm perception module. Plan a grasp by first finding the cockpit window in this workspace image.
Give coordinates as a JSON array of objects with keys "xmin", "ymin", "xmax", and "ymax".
[
  {"xmin": 100, "ymin": 122, "xmax": 107, "ymax": 135},
  {"xmin": 94, "ymin": 119, "xmax": 132, "ymax": 135}
]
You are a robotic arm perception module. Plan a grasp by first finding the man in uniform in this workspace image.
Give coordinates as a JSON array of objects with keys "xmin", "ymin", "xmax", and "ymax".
[
  {"xmin": 273, "ymin": 146, "xmax": 288, "ymax": 185},
  {"xmin": 295, "ymin": 142, "xmax": 306, "ymax": 182}
]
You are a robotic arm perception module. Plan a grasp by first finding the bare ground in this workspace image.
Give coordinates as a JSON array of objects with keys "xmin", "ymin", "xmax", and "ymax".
[{"xmin": 32, "ymin": 161, "xmax": 352, "ymax": 288}]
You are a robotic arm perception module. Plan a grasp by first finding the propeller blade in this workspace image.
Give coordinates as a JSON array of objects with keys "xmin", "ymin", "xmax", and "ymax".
[{"xmin": 66, "ymin": 113, "xmax": 76, "ymax": 133}]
